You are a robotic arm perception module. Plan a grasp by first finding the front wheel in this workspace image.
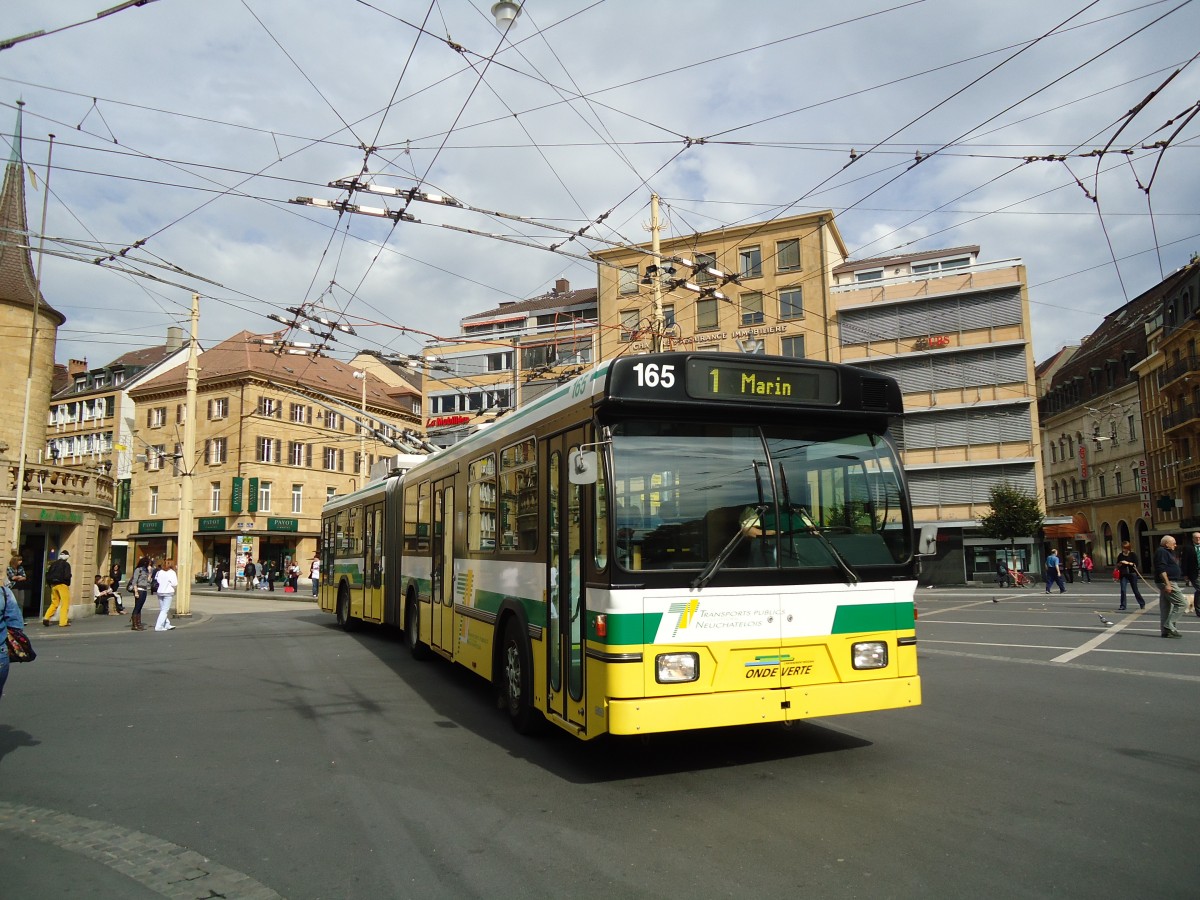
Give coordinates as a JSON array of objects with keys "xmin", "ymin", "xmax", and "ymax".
[{"xmin": 500, "ymin": 618, "xmax": 541, "ymax": 734}]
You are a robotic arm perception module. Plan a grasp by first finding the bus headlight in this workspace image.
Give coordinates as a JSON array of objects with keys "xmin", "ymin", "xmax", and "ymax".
[
  {"xmin": 852, "ymin": 641, "xmax": 888, "ymax": 670},
  {"xmin": 656, "ymin": 652, "xmax": 699, "ymax": 683}
]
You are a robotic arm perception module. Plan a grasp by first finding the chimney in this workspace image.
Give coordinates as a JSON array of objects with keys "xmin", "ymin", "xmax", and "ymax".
[
  {"xmin": 166, "ymin": 326, "xmax": 184, "ymax": 350},
  {"xmin": 554, "ymin": 278, "xmax": 569, "ymax": 294},
  {"xmin": 68, "ymin": 358, "xmax": 87, "ymax": 377}
]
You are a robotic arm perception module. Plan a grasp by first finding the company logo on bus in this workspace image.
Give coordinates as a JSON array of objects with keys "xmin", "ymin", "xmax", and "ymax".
[{"xmin": 668, "ymin": 599, "xmax": 700, "ymax": 636}]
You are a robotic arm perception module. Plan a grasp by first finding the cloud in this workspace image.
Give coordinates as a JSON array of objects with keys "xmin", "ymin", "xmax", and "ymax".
[{"xmin": 1, "ymin": 0, "xmax": 1197, "ymax": 369}]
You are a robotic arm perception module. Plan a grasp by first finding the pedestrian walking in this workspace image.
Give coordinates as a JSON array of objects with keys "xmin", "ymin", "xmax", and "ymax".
[
  {"xmin": 1180, "ymin": 531, "xmax": 1200, "ymax": 616},
  {"xmin": 309, "ymin": 553, "xmax": 321, "ymax": 597},
  {"xmin": 43, "ymin": 550, "xmax": 73, "ymax": 627},
  {"xmin": 153, "ymin": 559, "xmax": 178, "ymax": 632},
  {"xmin": 129, "ymin": 556, "xmax": 151, "ymax": 631},
  {"xmin": 1045, "ymin": 549, "xmax": 1066, "ymax": 594},
  {"xmin": 1, "ymin": 580, "xmax": 27, "ymax": 699},
  {"xmin": 1153, "ymin": 535, "xmax": 1186, "ymax": 639},
  {"xmin": 1115, "ymin": 541, "xmax": 1146, "ymax": 610},
  {"xmin": 1081, "ymin": 552, "xmax": 1094, "ymax": 582}
]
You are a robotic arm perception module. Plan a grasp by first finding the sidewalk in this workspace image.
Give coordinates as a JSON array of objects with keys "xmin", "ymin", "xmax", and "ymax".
[{"xmin": 34, "ymin": 582, "xmax": 319, "ymax": 638}]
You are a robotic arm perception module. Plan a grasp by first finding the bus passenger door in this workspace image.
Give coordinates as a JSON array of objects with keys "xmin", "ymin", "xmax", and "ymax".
[
  {"xmin": 431, "ymin": 480, "xmax": 455, "ymax": 656},
  {"xmin": 363, "ymin": 503, "xmax": 383, "ymax": 622},
  {"xmin": 546, "ymin": 429, "xmax": 587, "ymax": 731}
]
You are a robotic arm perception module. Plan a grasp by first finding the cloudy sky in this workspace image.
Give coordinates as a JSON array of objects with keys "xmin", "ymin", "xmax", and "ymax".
[{"xmin": 2, "ymin": 0, "xmax": 1198, "ymax": 371}]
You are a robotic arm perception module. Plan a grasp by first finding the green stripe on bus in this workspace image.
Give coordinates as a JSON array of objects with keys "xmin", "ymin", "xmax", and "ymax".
[
  {"xmin": 832, "ymin": 602, "xmax": 913, "ymax": 633},
  {"xmin": 586, "ymin": 610, "xmax": 660, "ymax": 645}
]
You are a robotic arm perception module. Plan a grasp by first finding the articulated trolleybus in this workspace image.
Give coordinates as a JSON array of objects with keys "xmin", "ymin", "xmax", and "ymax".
[{"xmin": 320, "ymin": 351, "xmax": 921, "ymax": 739}]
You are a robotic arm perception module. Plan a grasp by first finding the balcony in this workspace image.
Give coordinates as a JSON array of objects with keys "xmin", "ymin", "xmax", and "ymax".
[
  {"xmin": 1163, "ymin": 400, "xmax": 1200, "ymax": 432},
  {"xmin": 1158, "ymin": 355, "xmax": 1200, "ymax": 390},
  {"xmin": 4, "ymin": 461, "xmax": 116, "ymax": 510}
]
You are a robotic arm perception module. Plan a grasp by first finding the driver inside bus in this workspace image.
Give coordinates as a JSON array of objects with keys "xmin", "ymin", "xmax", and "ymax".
[{"xmin": 740, "ymin": 504, "xmax": 809, "ymax": 566}]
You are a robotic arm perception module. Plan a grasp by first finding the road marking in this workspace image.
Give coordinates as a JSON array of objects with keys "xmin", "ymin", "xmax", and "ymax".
[
  {"xmin": 920, "ymin": 646, "xmax": 1200, "ymax": 681},
  {"xmin": 1053, "ymin": 606, "xmax": 1148, "ymax": 662},
  {"xmin": 921, "ymin": 638, "xmax": 1200, "ymax": 658},
  {"xmin": 0, "ymin": 801, "xmax": 282, "ymax": 899}
]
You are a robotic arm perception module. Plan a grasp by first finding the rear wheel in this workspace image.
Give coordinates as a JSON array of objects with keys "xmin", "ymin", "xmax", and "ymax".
[
  {"xmin": 501, "ymin": 618, "xmax": 541, "ymax": 734},
  {"xmin": 335, "ymin": 583, "xmax": 357, "ymax": 631},
  {"xmin": 406, "ymin": 592, "xmax": 430, "ymax": 660}
]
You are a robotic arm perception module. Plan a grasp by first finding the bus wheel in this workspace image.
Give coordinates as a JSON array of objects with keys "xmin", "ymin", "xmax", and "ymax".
[
  {"xmin": 406, "ymin": 593, "xmax": 429, "ymax": 660},
  {"xmin": 335, "ymin": 584, "xmax": 357, "ymax": 631},
  {"xmin": 501, "ymin": 618, "xmax": 540, "ymax": 734}
]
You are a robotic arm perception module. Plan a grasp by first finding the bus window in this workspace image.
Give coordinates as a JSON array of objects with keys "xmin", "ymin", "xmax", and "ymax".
[
  {"xmin": 500, "ymin": 438, "xmax": 537, "ymax": 551},
  {"xmin": 593, "ymin": 462, "xmax": 608, "ymax": 571},
  {"xmin": 468, "ymin": 454, "xmax": 497, "ymax": 552}
]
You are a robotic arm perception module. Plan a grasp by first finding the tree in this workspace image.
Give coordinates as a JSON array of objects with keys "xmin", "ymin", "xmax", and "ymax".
[{"xmin": 978, "ymin": 483, "xmax": 1044, "ymax": 560}]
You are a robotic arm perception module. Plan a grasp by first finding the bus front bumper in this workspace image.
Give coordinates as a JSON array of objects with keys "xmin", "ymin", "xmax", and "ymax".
[{"xmin": 605, "ymin": 677, "xmax": 921, "ymax": 735}]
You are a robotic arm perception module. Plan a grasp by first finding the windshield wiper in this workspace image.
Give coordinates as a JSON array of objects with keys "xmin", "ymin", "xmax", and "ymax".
[
  {"xmin": 691, "ymin": 504, "xmax": 765, "ymax": 591},
  {"xmin": 793, "ymin": 506, "xmax": 859, "ymax": 585}
]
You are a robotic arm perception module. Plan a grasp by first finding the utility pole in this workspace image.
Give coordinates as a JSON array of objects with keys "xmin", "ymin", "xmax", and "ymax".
[
  {"xmin": 650, "ymin": 193, "xmax": 664, "ymax": 352},
  {"xmin": 354, "ymin": 370, "xmax": 367, "ymax": 490},
  {"xmin": 174, "ymin": 293, "xmax": 200, "ymax": 616},
  {"xmin": 11, "ymin": 119, "xmax": 53, "ymax": 555}
]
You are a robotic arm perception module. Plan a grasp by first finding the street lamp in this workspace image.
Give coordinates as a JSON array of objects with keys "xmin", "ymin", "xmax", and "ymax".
[{"xmin": 492, "ymin": 1, "xmax": 520, "ymax": 28}]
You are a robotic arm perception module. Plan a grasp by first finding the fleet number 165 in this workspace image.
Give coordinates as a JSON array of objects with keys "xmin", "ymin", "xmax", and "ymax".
[{"xmin": 632, "ymin": 362, "xmax": 675, "ymax": 388}]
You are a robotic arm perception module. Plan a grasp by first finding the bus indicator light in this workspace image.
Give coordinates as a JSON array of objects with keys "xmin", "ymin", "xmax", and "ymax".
[{"xmin": 595, "ymin": 614, "xmax": 607, "ymax": 638}]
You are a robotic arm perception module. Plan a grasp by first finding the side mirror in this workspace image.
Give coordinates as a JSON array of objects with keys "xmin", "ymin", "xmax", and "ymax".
[
  {"xmin": 568, "ymin": 449, "xmax": 598, "ymax": 485},
  {"xmin": 917, "ymin": 524, "xmax": 938, "ymax": 556}
]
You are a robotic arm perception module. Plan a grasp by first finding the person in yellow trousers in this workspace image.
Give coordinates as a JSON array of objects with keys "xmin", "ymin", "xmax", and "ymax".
[{"xmin": 43, "ymin": 550, "xmax": 73, "ymax": 627}]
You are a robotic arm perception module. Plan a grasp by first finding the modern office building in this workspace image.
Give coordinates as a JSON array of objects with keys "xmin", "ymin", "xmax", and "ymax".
[{"xmin": 831, "ymin": 247, "xmax": 1044, "ymax": 584}]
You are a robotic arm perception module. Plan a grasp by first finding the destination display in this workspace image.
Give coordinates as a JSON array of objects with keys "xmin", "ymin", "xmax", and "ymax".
[{"xmin": 685, "ymin": 358, "xmax": 837, "ymax": 405}]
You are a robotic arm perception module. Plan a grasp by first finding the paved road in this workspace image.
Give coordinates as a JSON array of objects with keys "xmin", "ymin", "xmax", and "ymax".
[{"xmin": 1, "ymin": 585, "xmax": 1197, "ymax": 898}]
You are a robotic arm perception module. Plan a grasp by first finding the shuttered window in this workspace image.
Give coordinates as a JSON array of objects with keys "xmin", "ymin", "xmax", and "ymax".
[
  {"xmin": 854, "ymin": 345, "xmax": 1027, "ymax": 393},
  {"xmin": 839, "ymin": 288, "xmax": 1022, "ymax": 346},
  {"xmin": 907, "ymin": 463, "xmax": 1037, "ymax": 506}
]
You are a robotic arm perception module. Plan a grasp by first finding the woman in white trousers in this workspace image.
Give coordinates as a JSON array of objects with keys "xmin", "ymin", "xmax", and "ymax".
[{"xmin": 154, "ymin": 559, "xmax": 178, "ymax": 631}]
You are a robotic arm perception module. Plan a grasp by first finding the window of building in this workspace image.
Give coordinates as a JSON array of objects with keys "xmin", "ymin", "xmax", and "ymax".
[
  {"xmin": 149, "ymin": 486, "xmax": 158, "ymax": 516},
  {"xmin": 663, "ymin": 305, "xmax": 675, "ymax": 329},
  {"xmin": 781, "ymin": 336, "xmax": 805, "ymax": 359},
  {"xmin": 93, "ymin": 373, "xmax": 107, "ymax": 388},
  {"xmin": 1052, "ymin": 484, "xmax": 1059, "ymax": 504},
  {"xmin": 776, "ymin": 238, "xmax": 801, "ymax": 272},
  {"xmin": 148, "ymin": 444, "xmax": 166, "ymax": 471},
  {"xmin": 740, "ymin": 292, "xmax": 764, "ymax": 326},
  {"xmin": 487, "ymin": 352, "xmax": 512, "ymax": 372},
  {"xmin": 855, "ymin": 269, "xmax": 883, "ymax": 282},
  {"xmin": 1115, "ymin": 471, "xmax": 1123, "ymax": 494},
  {"xmin": 258, "ymin": 481, "xmax": 272, "ymax": 513},
  {"xmin": 738, "ymin": 246, "xmax": 762, "ymax": 279},
  {"xmin": 289, "ymin": 441, "xmax": 310, "ymax": 467},
  {"xmin": 697, "ymin": 298, "xmax": 719, "ymax": 331},
  {"xmin": 211, "ymin": 482, "xmax": 221, "ymax": 513},
  {"xmin": 257, "ymin": 437, "xmax": 280, "ymax": 463},
  {"xmin": 1127, "ymin": 415, "xmax": 1137, "ymax": 442},
  {"xmin": 779, "ymin": 287, "xmax": 803, "ymax": 320},
  {"xmin": 207, "ymin": 437, "xmax": 227, "ymax": 465},
  {"xmin": 912, "ymin": 257, "xmax": 970, "ymax": 275},
  {"xmin": 292, "ymin": 484, "xmax": 303, "ymax": 514},
  {"xmin": 327, "ymin": 411, "xmax": 344, "ymax": 431},
  {"xmin": 1098, "ymin": 474, "xmax": 1106, "ymax": 497},
  {"xmin": 618, "ymin": 265, "xmax": 639, "ymax": 295},
  {"xmin": 208, "ymin": 397, "xmax": 229, "ymax": 420},
  {"xmin": 323, "ymin": 447, "xmax": 344, "ymax": 471},
  {"xmin": 258, "ymin": 396, "xmax": 281, "ymax": 418},
  {"xmin": 326, "ymin": 486, "xmax": 337, "ymax": 503},
  {"xmin": 620, "ymin": 309, "xmax": 641, "ymax": 342},
  {"xmin": 290, "ymin": 403, "xmax": 311, "ymax": 424},
  {"xmin": 1050, "ymin": 443, "xmax": 1058, "ymax": 463},
  {"xmin": 149, "ymin": 407, "xmax": 166, "ymax": 428},
  {"xmin": 695, "ymin": 251, "xmax": 718, "ymax": 285}
]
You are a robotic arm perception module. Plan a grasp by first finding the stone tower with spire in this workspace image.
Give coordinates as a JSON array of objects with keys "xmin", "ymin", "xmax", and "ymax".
[{"xmin": 0, "ymin": 101, "xmax": 65, "ymax": 462}]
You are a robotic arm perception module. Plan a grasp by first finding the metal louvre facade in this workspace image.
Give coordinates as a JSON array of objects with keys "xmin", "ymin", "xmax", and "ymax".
[
  {"xmin": 851, "ymin": 344, "xmax": 1027, "ymax": 394},
  {"xmin": 892, "ymin": 404, "xmax": 1032, "ymax": 451},
  {"xmin": 839, "ymin": 288, "xmax": 1022, "ymax": 346},
  {"xmin": 906, "ymin": 463, "xmax": 1037, "ymax": 506}
]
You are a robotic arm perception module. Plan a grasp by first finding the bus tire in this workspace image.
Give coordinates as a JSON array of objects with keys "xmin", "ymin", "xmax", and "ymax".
[
  {"xmin": 500, "ymin": 618, "xmax": 541, "ymax": 734},
  {"xmin": 335, "ymin": 583, "xmax": 357, "ymax": 632},
  {"xmin": 406, "ymin": 592, "xmax": 430, "ymax": 660}
]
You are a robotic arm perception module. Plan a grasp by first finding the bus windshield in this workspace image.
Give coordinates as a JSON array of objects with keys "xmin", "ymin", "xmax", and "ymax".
[{"xmin": 609, "ymin": 421, "xmax": 911, "ymax": 573}]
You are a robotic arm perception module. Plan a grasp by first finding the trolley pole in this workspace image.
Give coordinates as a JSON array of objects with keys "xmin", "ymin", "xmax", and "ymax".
[
  {"xmin": 174, "ymin": 293, "xmax": 200, "ymax": 616},
  {"xmin": 649, "ymin": 193, "xmax": 664, "ymax": 353}
]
